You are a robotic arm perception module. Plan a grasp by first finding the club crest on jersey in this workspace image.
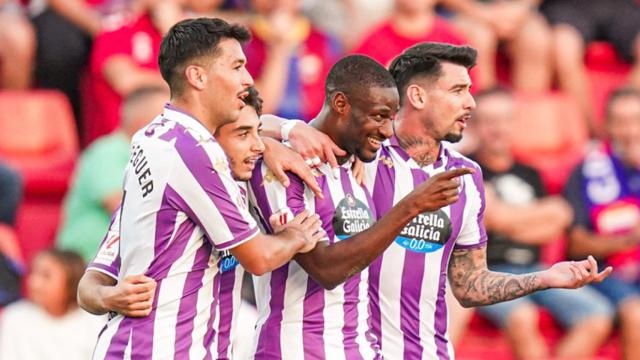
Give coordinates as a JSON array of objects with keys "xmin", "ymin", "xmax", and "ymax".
[
  {"xmin": 332, "ymin": 193, "xmax": 374, "ymax": 240},
  {"xmin": 395, "ymin": 210, "xmax": 452, "ymax": 253},
  {"xmin": 218, "ymin": 250, "xmax": 239, "ymax": 273}
]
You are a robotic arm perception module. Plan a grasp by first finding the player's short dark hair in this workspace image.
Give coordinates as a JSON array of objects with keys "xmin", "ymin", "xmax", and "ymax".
[
  {"xmin": 605, "ymin": 86, "xmax": 640, "ymax": 120},
  {"xmin": 158, "ymin": 18, "xmax": 251, "ymax": 97},
  {"xmin": 324, "ymin": 54, "xmax": 396, "ymax": 104},
  {"xmin": 388, "ymin": 42, "xmax": 477, "ymax": 104},
  {"xmin": 243, "ymin": 86, "xmax": 263, "ymax": 116}
]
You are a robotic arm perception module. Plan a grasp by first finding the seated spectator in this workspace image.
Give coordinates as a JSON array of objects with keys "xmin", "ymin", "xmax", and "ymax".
[
  {"xmin": 563, "ymin": 87, "xmax": 640, "ymax": 360},
  {"xmin": 84, "ymin": 2, "xmax": 168, "ymax": 145},
  {"xmin": 0, "ymin": 0, "xmax": 35, "ymax": 89},
  {"xmin": 441, "ymin": 0, "xmax": 553, "ymax": 93},
  {"xmin": 352, "ymin": 0, "xmax": 489, "ymax": 89},
  {"xmin": 0, "ymin": 249, "xmax": 105, "ymax": 359},
  {"xmin": 244, "ymin": 0, "xmax": 342, "ymax": 120},
  {"xmin": 57, "ymin": 86, "xmax": 167, "ymax": 262},
  {"xmin": 473, "ymin": 88, "xmax": 614, "ymax": 359},
  {"xmin": 0, "ymin": 163, "xmax": 24, "ymax": 307},
  {"xmin": 541, "ymin": 0, "xmax": 640, "ymax": 135}
]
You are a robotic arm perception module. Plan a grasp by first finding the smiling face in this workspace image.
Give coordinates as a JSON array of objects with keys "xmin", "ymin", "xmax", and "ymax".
[
  {"xmin": 203, "ymin": 38, "xmax": 254, "ymax": 126},
  {"xmin": 339, "ymin": 86, "xmax": 399, "ymax": 162},
  {"xmin": 418, "ymin": 62, "xmax": 475, "ymax": 143},
  {"xmin": 215, "ymin": 105, "xmax": 265, "ymax": 181}
]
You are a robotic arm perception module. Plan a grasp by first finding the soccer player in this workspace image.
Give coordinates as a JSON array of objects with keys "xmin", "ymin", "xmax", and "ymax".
[
  {"xmin": 247, "ymin": 54, "xmax": 472, "ymax": 359},
  {"xmin": 361, "ymin": 42, "xmax": 613, "ymax": 359},
  {"xmin": 84, "ymin": 18, "xmax": 323, "ymax": 359}
]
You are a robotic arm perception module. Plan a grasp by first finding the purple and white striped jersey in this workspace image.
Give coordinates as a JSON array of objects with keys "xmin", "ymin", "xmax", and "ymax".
[
  {"xmin": 88, "ymin": 105, "xmax": 258, "ymax": 360},
  {"xmin": 363, "ymin": 137, "xmax": 487, "ymax": 360},
  {"xmin": 247, "ymin": 161, "xmax": 379, "ymax": 359}
]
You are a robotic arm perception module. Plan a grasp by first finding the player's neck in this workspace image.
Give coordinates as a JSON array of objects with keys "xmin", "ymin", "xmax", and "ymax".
[
  {"xmin": 170, "ymin": 97, "xmax": 218, "ymax": 134},
  {"xmin": 394, "ymin": 116, "xmax": 439, "ymax": 167}
]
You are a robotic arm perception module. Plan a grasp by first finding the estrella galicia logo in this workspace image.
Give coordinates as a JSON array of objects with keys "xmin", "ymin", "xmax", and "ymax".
[
  {"xmin": 332, "ymin": 193, "xmax": 374, "ymax": 240},
  {"xmin": 395, "ymin": 210, "xmax": 452, "ymax": 253},
  {"xmin": 219, "ymin": 250, "xmax": 239, "ymax": 273}
]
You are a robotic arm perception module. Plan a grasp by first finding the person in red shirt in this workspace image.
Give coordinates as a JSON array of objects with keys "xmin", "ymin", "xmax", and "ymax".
[
  {"xmin": 243, "ymin": 0, "xmax": 342, "ymax": 121},
  {"xmin": 352, "ymin": 0, "xmax": 488, "ymax": 89},
  {"xmin": 84, "ymin": 5, "xmax": 167, "ymax": 145}
]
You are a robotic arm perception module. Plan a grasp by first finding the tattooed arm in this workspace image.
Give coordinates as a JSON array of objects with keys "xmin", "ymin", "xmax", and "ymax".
[{"xmin": 447, "ymin": 246, "xmax": 613, "ymax": 307}]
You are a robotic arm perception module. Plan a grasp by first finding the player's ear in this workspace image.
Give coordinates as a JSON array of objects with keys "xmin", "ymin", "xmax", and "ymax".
[
  {"xmin": 331, "ymin": 92, "xmax": 350, "ymax": 115},
  {"xmin": 184, "ymin": 65, "xmax": 207, "ymax": 91},
  {"xmin": 406, "ymin": 84, "xmax": 426, "ymax": 110}
]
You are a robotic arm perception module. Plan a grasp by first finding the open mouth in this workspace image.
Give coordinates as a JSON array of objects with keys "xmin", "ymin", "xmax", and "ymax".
[
  {"xmin": 367, "ymin": 136, "xmax": 383, "ymax": 149},
  {"xmin": 456, "ymin": 115, "xmax": 471, "ymax": 128}
]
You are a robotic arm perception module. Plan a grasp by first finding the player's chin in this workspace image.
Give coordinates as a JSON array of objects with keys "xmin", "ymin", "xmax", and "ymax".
[
  {"xmin": 356, "ymin": 149, "xmax": 377, "ymax": 163},
  {"xmin": 232, "ymin": 170, "xmax": 252, "ymax": 182}
]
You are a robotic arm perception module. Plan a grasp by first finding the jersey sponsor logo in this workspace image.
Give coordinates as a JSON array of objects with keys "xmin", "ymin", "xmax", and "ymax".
[
  {"xmin": 395, "ymin": 210, "xmax": 452, "ymax": 253},
  {"xmin": 218, "ymin": 250, "xmax": 239, "ymax": 273},
  {"xmin": 332, "ymin": 193, "xmax": 374, "ymax": 240},
  {"xmin": 96, "ymin": 230, "xmax": 120, "ymax": 263}
]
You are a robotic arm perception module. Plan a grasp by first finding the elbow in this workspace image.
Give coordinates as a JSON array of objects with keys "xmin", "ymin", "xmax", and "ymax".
[{"xmin": 243, "ymin": 260, "xmax": 271, "ymax": 276}]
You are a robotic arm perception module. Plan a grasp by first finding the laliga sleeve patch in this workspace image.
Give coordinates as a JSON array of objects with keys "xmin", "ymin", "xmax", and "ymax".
[
  {"xmin": 395, "ymin": 210, "xmax": 452, "ymax": 253},
  {"xmin": 332, "ymin": 193, "xmax": 374, "ymax": 240}
]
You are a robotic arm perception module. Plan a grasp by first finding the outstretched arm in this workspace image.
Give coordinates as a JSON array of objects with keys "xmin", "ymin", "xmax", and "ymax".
[
  {"xmin": 295, "ymin": 167, "xmax": 473, "ymax": 290},
  {"xmin": 447, "ymin": 246, "xmax": 612, "ymax": 307}
]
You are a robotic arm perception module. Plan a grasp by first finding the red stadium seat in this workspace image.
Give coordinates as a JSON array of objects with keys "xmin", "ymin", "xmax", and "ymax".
[
  {"xmin": 0, "ymin": 90, "xmax": 79, "ymax": 264},
  {"xmin": 510, "ymin": 92, "xmax": 589, "ymax": 194}
]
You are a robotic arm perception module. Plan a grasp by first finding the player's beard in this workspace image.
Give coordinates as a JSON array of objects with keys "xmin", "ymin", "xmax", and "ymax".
[{"xmin": 444, "ymin": 132, "xmax": 463, "ymax": 143}]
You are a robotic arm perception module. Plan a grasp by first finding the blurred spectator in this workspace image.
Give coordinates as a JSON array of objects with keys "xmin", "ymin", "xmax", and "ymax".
[
  {"xmin": 84, "ymin": 1, "xmax": 167, "ymax": 145},
  {"xmin": 473, "ymin": 88, "xmax": 613, "ymax": 359},
  {"xmin": 352, "ymin": 0, "xmax": 490, "ymax": 88},
  {"xmin": 244, "ymin": 0, "xmax": 342, "ymax": 120},
  {"xmin": 0, "ymin": 163, "xmax": 24, "ymax": 307},
  {"xmin": 563, "ymin": 87, "xmax": 640, "ymax": 360},
  {"xmin": 441, "ymin": 0, "xmax": 552, "ymax": 93},
  {"xmin": 541, "ymin": 0, "xmax": 640, "ymax": 136},
  {"xmin": 301, "ymin": 0, "xmax": 393, "ymax": 50},
  {"xmin": 0, "ymin": 0, "xmax": 35, "ymax": 89},
  {"xmin": 57, "ymin": 86, "xmax": 167, "ymax": 262},
  {"xmin": 0, "ymin": 249, "xmax": 105, "ymax": 359}
]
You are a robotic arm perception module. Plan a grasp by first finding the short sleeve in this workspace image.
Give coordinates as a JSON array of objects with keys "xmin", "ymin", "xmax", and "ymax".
[
  {"xmin": 87, "ymin": 208, "xmax": 122, "ymax": 279},
  {"xmin": 455, "ymin": 166, "xmax": 489, "ymax": 250}
]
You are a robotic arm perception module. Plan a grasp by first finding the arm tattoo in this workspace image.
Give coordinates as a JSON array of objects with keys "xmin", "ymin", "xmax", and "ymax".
[{"xmin": 448, "ymin": 247, "xmax": 546, "ymax": 307}]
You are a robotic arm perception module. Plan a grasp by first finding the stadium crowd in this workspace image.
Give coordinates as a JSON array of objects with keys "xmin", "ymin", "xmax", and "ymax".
[{"xmin": 0, "ymin": 0, "xmax": 639, "ymax": 359}]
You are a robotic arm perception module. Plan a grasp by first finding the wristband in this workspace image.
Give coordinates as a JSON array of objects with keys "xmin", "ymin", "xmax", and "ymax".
[{"xmin": 280, "ymin": 120, "xmax": 304, "ymax": 142}]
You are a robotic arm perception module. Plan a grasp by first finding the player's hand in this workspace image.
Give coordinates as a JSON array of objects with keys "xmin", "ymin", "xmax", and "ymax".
[
  {"xmin": 273, "ymin": 210, "xmax": 325, "ymax": 253},
  {"xmin": 261, "ymin": 137, "xmax": 324, "ymax": 198},
  {"xmin": 408, "ymin": 167, "xmax": 475, "ymax": 212},
  {"xmin": 288, "ymin": 121, "xmax": 347, "ymax": 178},
  {"xmin": 101, "ymin": 274, "xmax": 156, "ymax": 317},
  {"xmin": 540, "ymin": 255, "xmax": 612, "ymax": 289}
]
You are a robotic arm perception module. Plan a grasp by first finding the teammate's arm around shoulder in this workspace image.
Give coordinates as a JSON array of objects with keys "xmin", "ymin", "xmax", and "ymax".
[
  {"xmin": 447, "ymin": 246, "xmax": 612, "ymax": 308},
  {"xmin": 230, "ymin": 210, "xmax": 325, "ymax": 276}
]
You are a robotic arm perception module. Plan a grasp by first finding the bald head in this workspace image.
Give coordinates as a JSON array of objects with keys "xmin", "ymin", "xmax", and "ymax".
[{"xmin": 121, "ymin": 87, "xmax": 169, "ymax": 138}]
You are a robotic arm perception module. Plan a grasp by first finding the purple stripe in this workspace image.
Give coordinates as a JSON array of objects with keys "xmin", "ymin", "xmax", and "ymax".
[
  {"xmin": 149, "ymin": 188, "xmax": 179, "ymax": 276},
  {"xmin": 105, "ymin": 318, "xmax": 133, "ymax": 359},
  {"xmin": 248, "ymin": 164, "xmax": 276, "ymax": 233},
  {"xmin": 86, "ymin": 264, "xmax": 118, "ymax": 279},
  {"xmin": 204, "ymin": 272, "xmax": 222, "ymax": 360},
  {"xmin": 399, "ymin": 168, "xmax": 430, "ymax": 360},
  {"xmin": 313, "ymin": 175, "xmax": 336, "ymax": 242},
  {"xmin": 255, "ymin": 265, "xmax": 289, "ymax": 358},
  {"xmin": 173, "ymin": 243, "xmax": 212, "ymax": 358},
  {"xmin": 342, "ymin": 273, "xmax": 364, "ymax": 360},
  {"xmin": 339, "ymin": 167, "xmax": 365, "ymax": 359},
  {"xmin": 216, "ymin": 267, "xmax": 237, "ymax": 359},
  {"xmin": 388, "ymin": 136, "xmax": 411, "ymax": 162},
  {"xmin": 159, "ymin": 123, "xmax": 255, "ymax": 249},
  {"xmin": 303, "ymin": 279, "xmax": 326, "ymax": 360},
  {"xmin": 433, "ymin": 163, "xmax": 468, "ymax": 360},
  {"xmin": 368, "ymin": 148, "xmax": 396, "ymax": 351}
]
